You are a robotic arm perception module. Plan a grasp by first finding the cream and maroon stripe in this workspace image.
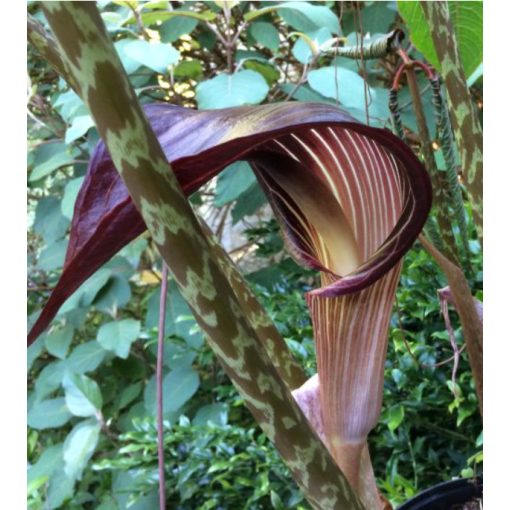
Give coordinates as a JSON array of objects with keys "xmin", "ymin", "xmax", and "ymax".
[{"xmin": 256, "ymin": 126, "xmax": 405, "ymax": 279}]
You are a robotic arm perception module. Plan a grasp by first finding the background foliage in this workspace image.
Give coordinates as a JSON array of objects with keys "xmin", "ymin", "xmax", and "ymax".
[{"xmin": 27, "ymin": 1, "xmax": 482, "ymax": 508}]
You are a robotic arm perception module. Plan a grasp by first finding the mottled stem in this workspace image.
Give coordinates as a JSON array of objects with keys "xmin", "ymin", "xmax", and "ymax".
[
  {"xmin": 41, "ymin": 3, "xmax": 362, "ymax": 508},
  {"xmin": 421, "ymin": 1, "xmax": 483, "ymax": 244},
  {"xmin": 157, "ymin": 264, "xmax": 169, "ymax": 510}
]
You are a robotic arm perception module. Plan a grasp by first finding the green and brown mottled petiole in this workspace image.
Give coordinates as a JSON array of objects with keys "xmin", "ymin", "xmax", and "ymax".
[{"xmin": 39, "ymin": 2, "xmax": 363, "ymax": 509}]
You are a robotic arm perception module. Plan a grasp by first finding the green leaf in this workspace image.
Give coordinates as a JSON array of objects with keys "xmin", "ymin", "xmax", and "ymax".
[
  {"xmin": 174, "ymin": 59, "xmax": 203, "ymax": 80},
  {"xmin": 59, "ymin": 268, "xmax": 112, "ymax": 314},
  {"xmin": 29, "ymin": 142, "xmax": 74, "ymax": 182},
  {"xmin": 38, "ymin": 239, "xmax": 68, "ymax": 272},
  {"xmin": 449, "ymin": 1, "xmax": 483, "ymax": 77},
  {"xmin": 270, "ymin": 490, "xmax": 285, "ymax": 510},
  {"xmin": 94, "ymin": 275, "xmax": 132, "ymax": 313},
  {"xmin": 63, "ymin": 372, "xmax": 103, "ymax": 417},
  {"xmin": 125, "ymin": 9, "xmax": 215, "ymax": 27},
  {"xmin": 123, "ymin": 40, "xmax": 180, "ymax": 73},
  {"xmin": 28, "ymin": 334, "xmax": 46, "ymax": 371},
  {"xmin": 65, "ymin": 115, "xmax": 95, "ymax": 143},
  {"xmin": 118, "ymin": 237, "xmax": 148, "ymax": 268},
  {"xmin": 66, "ymin": 341, "xmax": 107, "ymax": 374},
  {"xmin": 246, "ymin": 2, "xmax": 340, "ymax": 35},
  {"xmin": 292, "ymin": 27, "xmax": 330, "ymax": 64},
  {"xmin": 35, "ymin": 360, "xmax": 66, "ymax": 399},
  {"xmin": 243, "ymin": 60, "xmax": 280, "ymax": 86},
  {"xmin": 249, "ymin": 22, "xmax": 280, "ymax": 52},
  {"xmin": 63, "ymin": 419, "xmax": 101, "ymax": 480},
  {"xmin": 114, "ymin": 39, "xmax": 142, "ymax": 75},
  {"xmin": 387, "ymin": 405, "xmax": 405, "ymax": 433},
  {"xmin": 193, "ymin": 403, "xmax": 228, "ymax": 426},
  {"xmin": 45, "ymin": 323, "xmax": 74, "ymax": 359},
  {"xmin": 159, "ymin": 12, "xmax": 198, "ymax": 42},
  {"xmin": 113, "ymin": 471, "xmax": 159, "ymax": 510},
  {"xmin": 196, "ymin": 70, "xmax": 269, "ymax": 109},
  {"xmin": 279, "ymin": 83, "xmax": 333, "ymax": 103},
  {"xmin": 54, "ymin": 89, "xmax": 85, "ymax": 122},
  {"xmin": 144, "ymin": 366, "xmax": 199, "ymax": 415},
  {"xmin": 214, "ymin": 161, "xmax": 256, "ymax": 206},
  {"xmin": 47, "ymin": 468, "xmax": 75, "ymax": 509},
  {"xmin": 61, "ymin": 176, "xmax": 85, "ymax": 220},
  {"xmin": 33, "ymin": 197, "xmax": 70, "ymax": 244},
  {"xmin": 115, "ymin": 381, "xmax": 143, "ymax": 412},
  {"xmin": 28, "ymin": 444, "xmax": 63, "ymax": 488},
  {"xmin": 343, "ymin": 2, "xmax": 396, "ymax": 35},
  {"xmin": 231, "ymin": 182, "xmax": 267, "ymax": 224},
  {"xmin": 308, "ymin": 66, "xmax": 372, "ymax": 110},
  {"xmin": 28, "ymin": 398, "xmax": 72, "ymax": 430},
  {"xmin": 166, "ymin": 365, "xmax": 200, "ymax": 411},
  {"xmin": 398, "ymin": 1, "xmax": 482, "ymax": 78},
  {"xmin": 97, "ymin": 319, "xmax": 141, "ymax": 359}
]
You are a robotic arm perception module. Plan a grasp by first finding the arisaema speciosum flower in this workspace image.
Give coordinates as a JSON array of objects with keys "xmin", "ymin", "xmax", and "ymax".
[{"xmin": 28, "ymin": 101, "xmax": 431, "ymax": 507}]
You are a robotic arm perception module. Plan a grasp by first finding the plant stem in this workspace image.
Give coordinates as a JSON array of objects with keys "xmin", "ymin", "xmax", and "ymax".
[
  {"xmin": 419, "ymin": 234, "xmax": 482, "ymax": 415},
  {"xmin": 157, "ymin": 264, "xmax": 169, "ymax": 510},
  {"xmin": 403, "ymin": 62, "xmax": 459, "ymax": 264},
  {"xmin": 41, "ymin": 4, "xmax": 361, "ymax": 507}
]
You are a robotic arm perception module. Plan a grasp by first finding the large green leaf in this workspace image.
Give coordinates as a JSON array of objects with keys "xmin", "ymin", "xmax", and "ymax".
[
  {"xmin": 33, "ymin": 197, "xmax": 70, "ymax": 244},
  {"xmin": 28, "ymin": 444, "xmax": 63, "ymax": 490},
  {"xmin": 97, "ymin": 319, "xmax": 141, "ymax": 359},
  {"xmin": 59, "ymin": 268, "xmax": 112, "ymax": 314},
  {"xmin": 28, "ymin": 398, "xmax": 72, "ymax": 429},
  {"xmin": 144, "ymin": 365, "xmax": 199, "ymax": 415},
  {"xmin": 398, "ymin": 1, "xmax": 482, "ymax": 77},
  {"xmin": 165, "ymin": 365, "xmax": 200, "ymax": 411},
  {"xmin": 196, "ymin": 70, "xmax": 269, "ymax": 109},
  {"xmin": 38, "ymin": 239, "xmax": 68, "ymax": 272},
  {"xmin": 47, "ymin": 467, "xmax": 75, "ymax": 509},
  {"xmin": 292, "ymin": 27, "xmax": 331, "ymax": 64},
  {"xmin": 307, "ymin": 66, "xmax": 371, "ymax": 110},
  {"xmin": 61, "ymin": 177, "xmax": 86, "ymax": 220},
  {"xmin": 159, "ymin": 11, "xmax": 198, "ymax": 42},
  {"xmin": 249, "ymin": 22, "xmax": 280, "ymax": 52},
  {"xmin": 63, "ymin": 372, "xmax": 103, "ymax": 417},
  {"xmin": 63, "ymin": 419, "xmax": 101, "ymax": 480},
  {"xmin": 66, "ymin": 341, "xmax": 107, "ymax": 374},
  {"xmin": 65, "ymin": 115, "xmax": 95, "ymax": 143},
  {"xmin": 34, "ymin": 360, "xmax": 66, "ymax": 399},
  {"xmin": 29, "ymin": 142, "xmax": 74, "ymax": 182},
  {"xmin": 123, "ymin": 39, "xmax": 180, "ymax": 73},
  {"xmin": 45, "ymin": 323, "xmax": 74, "ymax": 359},
  {"xmin": 193, "ymin": 403, "xmax": 228, "ymax": 426}
]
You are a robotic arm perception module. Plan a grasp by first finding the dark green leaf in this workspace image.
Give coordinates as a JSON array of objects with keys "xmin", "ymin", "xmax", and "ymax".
[
  {"xmin": 196, "ymin": 70, "xmax": 269, "ymax": 109},
  {"xmin": 214, "ymin": 161, "xmax": 256, "ymax": 206},
  {"xmin": 28, "ymin": 398, "xmax": 72, "ymax": 430},
  {"xmin": 97, "ymin": 319, "xmax": 140, "ymax": 359}
]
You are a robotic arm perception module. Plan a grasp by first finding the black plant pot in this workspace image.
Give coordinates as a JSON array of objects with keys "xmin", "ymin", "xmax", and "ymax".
[{"xmin": 397, "ymin": 476, "xmax": 482, "ymax": 510}]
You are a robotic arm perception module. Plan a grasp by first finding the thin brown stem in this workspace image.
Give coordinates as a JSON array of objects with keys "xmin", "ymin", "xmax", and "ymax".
[{"xmin": 157, "ymin": 264, "xmax": 169, "ymax": 510}]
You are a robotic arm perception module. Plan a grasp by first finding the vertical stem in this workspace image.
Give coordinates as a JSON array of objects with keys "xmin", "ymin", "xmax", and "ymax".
[
  {"xmin": 41, "ymin": 4, "xmax": 363, "ymax": 507},
  {"xmin": 404, "ymin": 64, "xmax": 459, "ymax": 264},
  {"xmin": 157, "ymin": 264, "xmax": 169, "ymax": 510}
]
